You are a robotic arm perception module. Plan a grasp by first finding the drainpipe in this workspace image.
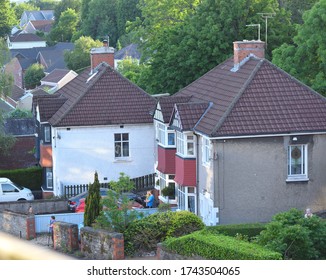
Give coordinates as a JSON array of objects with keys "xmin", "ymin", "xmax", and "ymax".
[{"xmin": 196, "ymin": 134, "xmax": 200, "ymax": 216}]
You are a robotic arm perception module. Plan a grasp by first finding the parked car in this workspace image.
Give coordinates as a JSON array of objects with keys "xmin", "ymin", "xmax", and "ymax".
[
  {"xmin": 0, "ymin": 178, "xmax": 34, "ymax": 202},
  {"xmin": 68, "ymin": 188, "xmax": 145, "ymax": 212}
]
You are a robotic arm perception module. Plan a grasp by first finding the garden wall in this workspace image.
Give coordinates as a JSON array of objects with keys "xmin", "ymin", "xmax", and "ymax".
[
  {"xmin": 80, "ymin": 226, "xmax": 124, "ymax": 260},
  {"xmin": 53, "ymin": 222, "xmax": 79, "ymax": 252},
  {"xmin": 156, "ymin": 243, "xmax": 203, "ymax": 260}
]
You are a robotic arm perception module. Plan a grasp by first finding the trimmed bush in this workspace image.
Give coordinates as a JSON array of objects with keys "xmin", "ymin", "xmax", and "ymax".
[
  {"xmin": 203, "ymin": 223, "xmax": 266, "ymax": 238},
  {"xmin": 124, "ymin": 210, "xmax": 204, "ymax": 256},
  {"xmin": 0, "ymin": 167, "xmax": 42, "ymax": 190},
  {"xmin": 163, "ymin": 231, "xmax": 282, "ymax": 260}
]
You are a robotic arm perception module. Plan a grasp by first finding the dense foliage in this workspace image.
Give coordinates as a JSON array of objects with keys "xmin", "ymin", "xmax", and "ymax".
[
  {"xmin": 84, "ymin": 172, "xmax": 102, "ymax": 227},
  {"xmin": 255, "ymin": 208, "xmax": 326, "ymax": 259},
  {"xmin": 272, "ymin": 0, "xmax": 326, "ymax": 96},
  {"xmin": 0, "ymin": 167, "xmax": 42, "ymax": 190},
  {"xmin": 163, "ymin": 231, "xmax": 282, "ymax": 260},
  {"xmin": 24, "ymin": 63, "xmax": 45, "ymax": 89},
  {"xmin": 124, "ymin": 210, "xmax": 205, "ymax": 256}
]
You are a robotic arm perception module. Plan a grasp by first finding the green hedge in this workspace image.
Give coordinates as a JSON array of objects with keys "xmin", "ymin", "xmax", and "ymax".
[
  {"xmin": 124, "ymin": 210, "xmax": 205, "ymax": 256},
  {"xmin": 203, "ymin": 223, "xmax": 266, "ymax": 238},
  {"xmin": 0, "ymin": 167, "xmax": 42, "ymax": 190},
  {"xmin": 163, "ymin": 231, "xmax": 282, "ymax": 260}
]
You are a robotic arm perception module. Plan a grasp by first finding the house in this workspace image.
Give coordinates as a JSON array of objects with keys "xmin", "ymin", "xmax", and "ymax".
[
  {"xmin": 40, "ymin": 69, "xmax": 78, "ymax": 94},
  {"xmin": 1, "ymin": 85, "xmax": 33, "ymax": 111},
  {"xmin": 20, "ymin": 10, "xmax": 54, "ymax": 28},
  {"xmin": 23, "ymin": 20, "xmax": 54, "ymax": 34},
  {"xmin": 4, "ymin": 57, "xmax": 23, "ymax": 88},
  {"xmin": 7, "ymin": 32, "xmax": 47, "ymax": 49},
  {"xmin": 153, "ymin": 40, "xmax": 326, "ymax": 225},
  {"xmin": 33, "ymin": 40, "xmax": 156, "ymax": 197},
  {"xmin": 114, "ymin": 43, "xmax": 141, "ymax": 69}
]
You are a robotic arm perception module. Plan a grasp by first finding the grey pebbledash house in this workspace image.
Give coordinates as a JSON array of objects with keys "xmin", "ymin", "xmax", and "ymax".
[{"xmin": 153, "ymin": 40, "xmax": 326, "ymax": 225}]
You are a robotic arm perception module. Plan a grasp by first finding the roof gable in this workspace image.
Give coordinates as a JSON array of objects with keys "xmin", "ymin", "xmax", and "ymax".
[{"xmin": 46, "ymin": 63, "xmax": 156, "ymax": 127}]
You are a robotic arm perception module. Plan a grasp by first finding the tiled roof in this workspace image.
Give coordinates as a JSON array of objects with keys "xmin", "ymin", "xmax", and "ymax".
[
  {"xmin": 157, "ymin": 95, "xmax": 191, "ymax": 123},
  {"xmin": 115, "ymin": 44, "xmax": 141, "ymax": 60},
  {"xmin": 11, "ymin": 85, "xmax": 25, "ymax": 101},
  {"xmin": 173, "ymin": 57, "xmax": 326, "ymax": 137},
  {"xmin": 9, "ymin": 33, "xmax": 46, "ymax": 42},
  {"xmin": 172, "ymin": 102, "xmax": 210, "ymax": 131},
  {"xmin": 36, "ymin": 63, "xmax": 156, "ymax": 127},
  {"xmin": 41, "ymin": 69, "xmax": 73, "ymax": 83},
  {"xmin": 30, "ymin": 20, "xmax": 54, "ymax": 32}
]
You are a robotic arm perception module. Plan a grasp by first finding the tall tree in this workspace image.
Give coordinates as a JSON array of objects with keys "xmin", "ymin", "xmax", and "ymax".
[
  {"xmin": 64, "ymin": 36, "xmax": 102, "ymax": 72},
  {"xmin": 24, "ymin": 63, "xmax": 45, "ymax": 89},
  {"xmin": 27, "ymin": 0, "xmax": 58, "ymax": 10},
  {"xmin": 272, "ymin": 0, "xmax": 326, "ymax": 96},
  {"xmin": 0, "ymin": 38, "xmax": 13, "ymax": 97},
  {"xmin": 0, "ymin": 0, "xmax": 16, "ymax": 37},
  {"xmin": 53, "ymin": 0, "xmax": 81, "ymax": 26},
  {"xmin": 84, "ymin": 171, "xmax": 101, "ymax": 227},
  {"xmin": 49, "ymin": 8, "xmax": 79, "ymax": 42}
]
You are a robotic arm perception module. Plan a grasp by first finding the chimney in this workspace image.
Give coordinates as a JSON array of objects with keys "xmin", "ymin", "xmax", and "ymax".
[
  {"xmin": 232, "ymin": 40, "xmax": 265, "ymax": 71},
  {"xmin": 90, "ymin": 39, "xmax": 115, "ymax": 70}
]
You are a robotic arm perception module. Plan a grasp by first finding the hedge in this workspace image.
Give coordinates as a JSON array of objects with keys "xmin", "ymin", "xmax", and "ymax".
[
  {"xmin": 163, "ymin": 231, "xmax": 282, "ymax": 260},
  {"xmin": 0, "ymin": 167, "xmax": 42, "ymax": 190},
  {"xmin": 203, "ymin": 223, "xmax": 266, "ymax": 238}
]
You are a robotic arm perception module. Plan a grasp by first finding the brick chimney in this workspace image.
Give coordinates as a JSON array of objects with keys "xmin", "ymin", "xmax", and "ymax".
[
  {"xmin": 90, "ymin": 39, "xmax": 115, "ymax": 70},
  {"xmin": 232, "ymin": 40, "xmax": 265, "ymax": 71}
]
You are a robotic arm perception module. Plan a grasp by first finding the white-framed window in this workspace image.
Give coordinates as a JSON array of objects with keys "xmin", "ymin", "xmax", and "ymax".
[
  {"xmin": 202, "ymin": 137, "xmax": 211, "ymax": 165},
  {"xmin": 177, "ymin": 185, "xmax": 196, "ymax": 213},
  {"xmin": 114, "ymin": 133, "xmax": 129, "ymax": 158},
  {"xmin": 287, "ymin": 144, "xmax": 308, "ymax": 181},
  {"xmin": 156, "ymin": 122, "xmax": 176, "ymax": 147},
  {"xmin": 46, "ymin": 168, "xmax": 53, "ymax": 189},
  {"xmin": 176, "ymin": 132, "xmax": 196, "ymax": 157}
]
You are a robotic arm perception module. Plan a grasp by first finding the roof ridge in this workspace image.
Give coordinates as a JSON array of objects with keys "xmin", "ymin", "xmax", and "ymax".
[{"xmin": 210, "ymin": 58, "xmax": 264, "ymax": 136}]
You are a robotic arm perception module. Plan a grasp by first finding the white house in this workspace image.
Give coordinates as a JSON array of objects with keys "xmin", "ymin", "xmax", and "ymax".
[
  {"xmin": 40, "ymin": 69, "xmax": 78, "ymax": 94},
  {"xmin": 33, "ymin": 41, "xmax": 156, "ymax": 197},
  {"xmin": 7, "ymin": 32, "xmax": 46, "ymax": 49}
]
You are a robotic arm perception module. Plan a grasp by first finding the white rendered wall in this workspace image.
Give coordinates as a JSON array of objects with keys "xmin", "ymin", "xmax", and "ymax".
[{"xmin": 52, "ymin": 124, "xmax": 155, "ymax": 196}]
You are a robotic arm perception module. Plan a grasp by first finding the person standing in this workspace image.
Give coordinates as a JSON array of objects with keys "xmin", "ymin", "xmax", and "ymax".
[
  {"xmin": 145, "ymin": 190, "xmax": 155, "ymax": 208},
  {"xmin": 49, "ymin": 216, "xmax": 56, "ymax": 246}
]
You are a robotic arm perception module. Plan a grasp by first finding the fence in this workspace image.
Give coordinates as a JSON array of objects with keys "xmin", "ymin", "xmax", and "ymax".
[{"xmin": 64, "ymin": 173, "xmax": 156, "ymax": 198}]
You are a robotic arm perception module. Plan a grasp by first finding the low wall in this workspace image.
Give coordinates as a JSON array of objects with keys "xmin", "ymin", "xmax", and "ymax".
[
  {"xmin": 0, "ymin": 210, "xmax": 35, "ymax": 240},
  {"xmin": 54, "ymin": 222, "xmax": 79, "ymax": 253},
  {"xmin": 80, "ymin": 227, "xmax": 124, "ymax": 260},
  {"xmin": 0, "ymin": 199, "xmax": 68, "ymax": 214}
]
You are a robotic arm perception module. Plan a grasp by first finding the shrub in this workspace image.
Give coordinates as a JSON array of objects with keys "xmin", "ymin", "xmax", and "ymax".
[
  {"xmin": 255, "ymin": 208, "xmax": 326, "ymax": 259},
  {"xmin": 163, "ymin": 231, "xmax": 282, "ymax": 260},
  {"xmin": 84, "ymin": 172, "xmax": 101, "ymax": 227},
  {"xmin": 0, "ymin": 167, "xmax": 42, "ymax": 190},
  {"xmin": 203, "ymin": 223, "xmax": 266, "ymax": 239},
  {"xmin": 124, "ymin": 211, "xmax": 204, "ymax": 256}
]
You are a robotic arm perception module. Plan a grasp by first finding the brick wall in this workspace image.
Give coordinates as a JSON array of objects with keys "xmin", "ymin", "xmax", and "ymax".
[
  {"xmin": 54, "ymin": 222, "xmax": 79, "ymax": 252},
  {"xmin": 80, "ymin": 226, "xmax": 124, "ymax": 260}
]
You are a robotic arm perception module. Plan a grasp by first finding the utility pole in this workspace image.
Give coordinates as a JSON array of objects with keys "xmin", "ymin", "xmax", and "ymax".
[
  {"xmin": 246, "ymin": 24, "xmax": 261, "ymax": 41},
  {"xmin": 257, "ymin": 13, "xmax": 275, "ymax": 50}
]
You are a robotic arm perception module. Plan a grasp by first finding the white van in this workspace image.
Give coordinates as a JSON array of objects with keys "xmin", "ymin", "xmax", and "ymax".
[{"xmin": 0, "ymin": 178, "xmax": 34, "ymax": 202}]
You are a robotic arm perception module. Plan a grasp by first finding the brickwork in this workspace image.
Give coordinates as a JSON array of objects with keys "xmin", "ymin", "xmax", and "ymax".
[
  {"xmin": 53, "ymin": 222, "xmax": 79, "ymax": 252},
  {"xmin": 233, "ymin": 41, "xmax": 265, "ymax": 66}
]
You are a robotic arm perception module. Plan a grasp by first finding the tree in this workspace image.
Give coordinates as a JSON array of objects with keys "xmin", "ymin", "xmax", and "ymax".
[
  {"xmin": 49, "ymin": 8, "xmax": 79, "ymax": 42},
  {"xmin": 0, "ymin": 0, "xmax": 16, "ymax": 37},
  {"xmin": 0, "ymin": 113, "xmax": 16, "ymax": 156},
  {"xmin": 53, "ymin": 0, "xmax": 81, "ymax": 26},
  {"xmin": 255, "ymin": 208, "xmax": 326, "ymax": 259},
  {"xmin": 272, "ymin": 0, "xmax": 326, "ymax": 96},
  {"xmin": 24, "ymin": 63, "xmax": 45, "ymax": 89},
  {"xmin": 116, "ymin": 57, "xmax": 145, "ymax": 85},
  {"xmin": 133, "ymin": 0, "xmax": 292, "ymax": 94},
  {"xmin": 64, "ymin": 36, "xmax": 102, "ymax": 72},
  {"xmin": 11, "ymin": 2, "xmax": 39, "ymax": 24},
  {"xmin": 27, "ymin": 0, "xmax": 58, "ymax": 10},
  {"xmin": 84, "ymin": 172, "xmax": 102, "ymax": 227},
  {"xmin": 94, "ymin": 172, "xmax": 141, "ymax": 233},
  {"xmin": 0, "ymin": 38, "xmax": 13, "ymax": 97}
]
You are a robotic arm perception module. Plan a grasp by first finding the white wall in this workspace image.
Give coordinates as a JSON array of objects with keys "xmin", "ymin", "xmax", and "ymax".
[
  {"xmin": 9, "ymin": 41, "xmax": 46, "ymax": 49},
  {"xmin": 52, "ymin": 124, "xmax": 155, "ymax": 196}
]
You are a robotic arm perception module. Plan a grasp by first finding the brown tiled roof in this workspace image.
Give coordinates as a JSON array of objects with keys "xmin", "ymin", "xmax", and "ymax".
[
  {"xmin": 9, "ymin": 33, "xmax": 46, "ymax": 42},
  {"xmin": 44, "ymin": 63, "xmax": 156, "ymax": 126},
  {"xmin": 173, "ymin": 57, "xmax": 326, "ymax": 137},
  {"xmin": 11, "ymin": 85, "xmax": 25, "ymax": 101},
  {"xmin": 30, "ymin": 20, "xmax": 54, "ymax": 32},
  {"xmin": 41, "ymin": 69, "xmax": 73, "ymax": 83},
  {"xmin": 172, "ymin": 102, "xmax": 210, "ymax": 131},
  {"xmin": 157, "ymin": 95, "xmax": 191, "ymax": 123}
]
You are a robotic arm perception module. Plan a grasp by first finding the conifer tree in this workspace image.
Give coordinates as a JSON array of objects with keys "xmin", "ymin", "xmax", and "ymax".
[{"xmin": 84, "ymin": 171, "xmax": 101, "ymax": 227}]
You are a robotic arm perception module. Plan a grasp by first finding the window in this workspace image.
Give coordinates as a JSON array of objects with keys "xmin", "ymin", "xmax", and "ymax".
[
  {"xmin": 202, "ymin": 137, "xmax": 211, "ymax": 164},
  {"xmin": 156, "ymin": 122, "xmax": 176, "ymax": 147},
  {"xmin": 157, "ymin": 123, "xmax": 166, "ymax": 145},
  {"xmin": 46, "ymin": 168, "xmax": 53, "ymax": 189},
  {"xmin": 114, "ymin": 133, "xmax": 129, "ymax": 158},
  {"xmin": 2, "ymin": 184, "xmax": 19, "ymax": 193},
  {"xmin": 177, "ymin": 186, "xmax": 196, "ymax": 213},
  {"xmin": 287, "ymin": 144, "xmax": 308, "ymax": 181},
  {"xmin": 176, "ymin": 132, "xmax": 196, "ymax": 157},
  {"xmin": 44, "ymin": 126, "xmax": 51, "ymax": 143},
  {"xmin": 167, "ymin": 131, "xmax": 175, "ymax": 146}
]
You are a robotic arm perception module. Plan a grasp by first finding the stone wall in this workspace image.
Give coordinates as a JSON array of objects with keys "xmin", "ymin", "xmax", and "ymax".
[
  {"xmin": 80, "ymin": 226, "xmax": 124, "ymax": 260},
  {"xmin": 54, "ymin": 222, "xmax": 79, "ymax": 253},
  {"xmin": 0, "ymin": 210, "xmax": 35, "ymax": 240},
  {"xmin": 0, "ymin": 199, "xmax": 68, "ymax": 214}
]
